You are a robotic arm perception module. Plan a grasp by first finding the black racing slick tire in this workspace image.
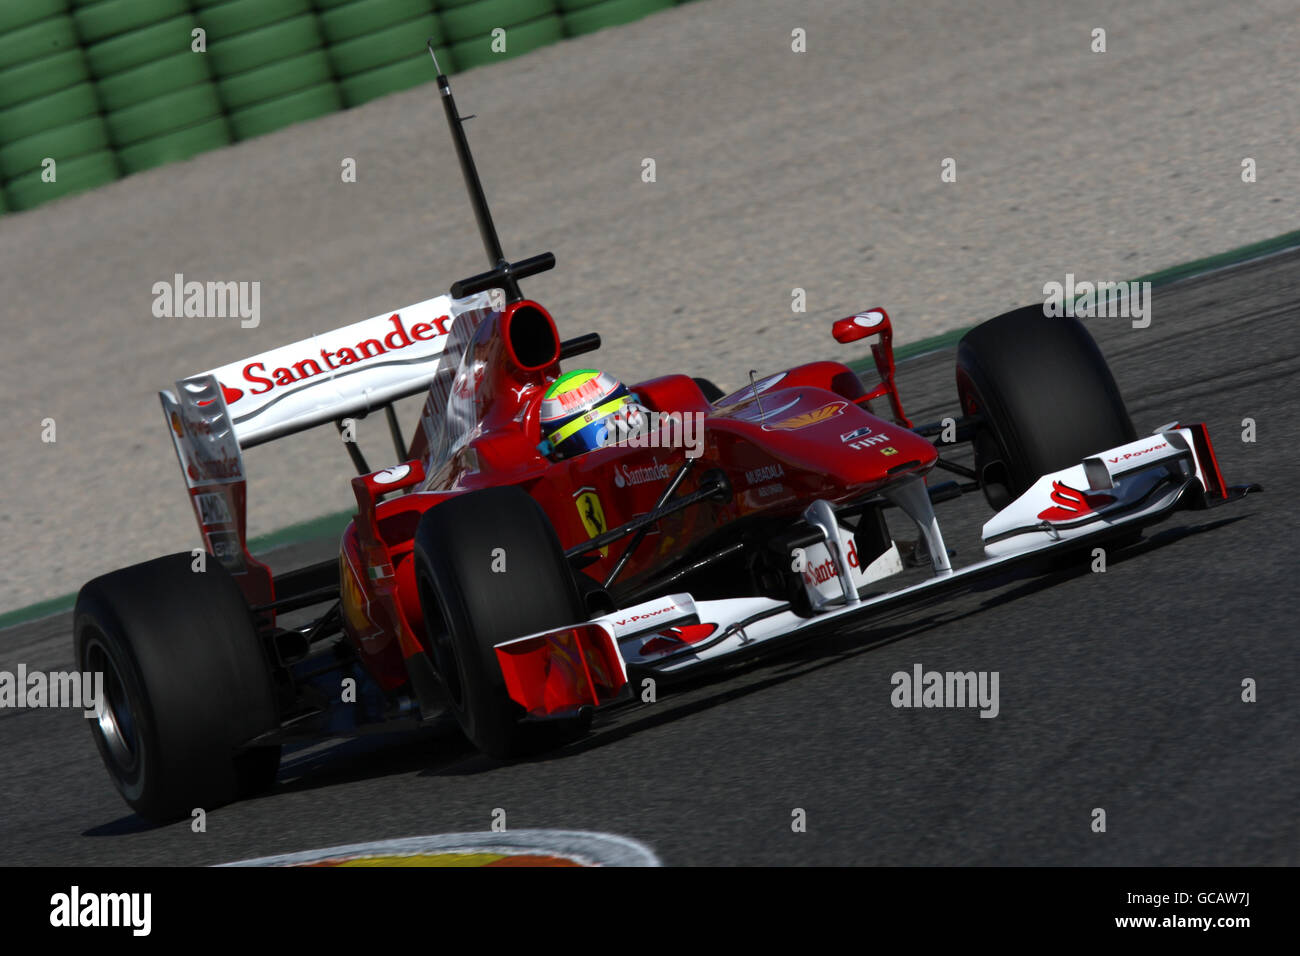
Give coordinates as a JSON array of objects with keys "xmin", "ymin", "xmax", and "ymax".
[
  {"xmin": 413, "ymin": 486, "xmax": 588, "ymax": 759},
  {"xmin": 73, "ymin": 553, "xmax": 281, "ymax": 822},
  {"xmin": 956, "ymin": 304, "xmax": 1136, "ymax": 509}
]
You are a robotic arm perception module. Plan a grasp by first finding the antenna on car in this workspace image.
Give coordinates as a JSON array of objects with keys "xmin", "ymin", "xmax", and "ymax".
[
  {"xmin": 748, "ymin": 369, "xmax": 765, "ymax": 419},
  {"xmin": 427, "ymin": 40, "xmax": 555, "ymax": 304}
]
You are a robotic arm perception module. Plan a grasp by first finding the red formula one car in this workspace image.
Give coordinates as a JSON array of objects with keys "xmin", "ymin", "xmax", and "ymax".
[{"xmin": 74, "ymin": 58, "xmax": 1259, "ymax": 821}]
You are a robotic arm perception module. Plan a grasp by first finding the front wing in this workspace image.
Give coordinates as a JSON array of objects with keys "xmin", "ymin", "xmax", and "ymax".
[{"xmin": 493, "ymin": 424, "xmax": 1258, "ymax": 719}]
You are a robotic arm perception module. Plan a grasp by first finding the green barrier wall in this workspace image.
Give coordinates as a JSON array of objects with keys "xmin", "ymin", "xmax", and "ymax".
[{"xmin": 0, "ymin": 0, "xmax": 689, "ymax": 214}]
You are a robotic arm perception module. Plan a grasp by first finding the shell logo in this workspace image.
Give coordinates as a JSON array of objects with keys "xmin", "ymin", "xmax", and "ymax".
[
  {"xmin": 339, "ymin": 558, "xmax": 373, "ymax": 636},
  {"xmin": 765, "ymin": 401, "xmax": 847, "ymax": 431},
  {"xmin": 1036, "ymin": 481, "xmax": 1116, "ymax": 521}
]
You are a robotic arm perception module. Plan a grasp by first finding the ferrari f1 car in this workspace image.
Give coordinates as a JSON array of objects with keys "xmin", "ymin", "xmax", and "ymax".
[{"xmin": 74, "ymin": 54, "xmax": 1259, "ymax": 821}]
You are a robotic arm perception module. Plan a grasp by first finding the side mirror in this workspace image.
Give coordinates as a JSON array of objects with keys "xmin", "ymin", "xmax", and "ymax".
[
  {"xmin": 829, "ymin": 308, "xmax": 912, "ymax": 428},
  {"xmin": 832, "ymin": 309, "xmax": 891, "ymax": 344}
]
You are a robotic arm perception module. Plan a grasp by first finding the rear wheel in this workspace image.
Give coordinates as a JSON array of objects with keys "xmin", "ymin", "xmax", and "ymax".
[
  {"xmin": 956, "ymin": 304, "xmax": 1136, "ymax": 509},
  {"xmin": 413, "ymin": 486, "xmax": 588, "ymax": 758},
  {"xmin": 74, "ymin": 554, "xmax": 280, "ymax": 822}
]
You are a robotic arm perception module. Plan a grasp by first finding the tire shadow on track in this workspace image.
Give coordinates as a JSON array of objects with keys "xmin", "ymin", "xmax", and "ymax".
[
  {"xmin": 80, "ymin": 724, "xmax": 478, "ymax": 835},
  {"xmin": 82, "ymin": 816, "xmax": 166, "ymax": 837}
]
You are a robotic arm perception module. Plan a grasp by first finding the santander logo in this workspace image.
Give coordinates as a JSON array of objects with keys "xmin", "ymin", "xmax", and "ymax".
[
  {"xmin": 372, "ymin": 464, "xmax": 411, "ymax": 485},
  {"xmin": 612, "ymin": 459, "xmax": 671, "ymax": 489},
  {"xmin": 199, "ymin": 312, "xmax": 451, "ymax": 409},
  {"xmin": 1036, "ymin": 481, "xmax": 1116, "ymax": 521},
  {"xmin": 198, "ymin": 382, "xmax": 246, "ymax": 408},
  {"xmin": 802, "ymin": 538, "xmax": 862, "ymax": 587}
]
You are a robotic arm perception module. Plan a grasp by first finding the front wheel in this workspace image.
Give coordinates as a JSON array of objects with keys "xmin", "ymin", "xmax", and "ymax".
[
  {"xmin": 956, "ymin": 304, "xmax": 1136, "ymax": 509},
  {"xmin": 413, "ymin": 486, "xmax": 588, "ymax": 758}
]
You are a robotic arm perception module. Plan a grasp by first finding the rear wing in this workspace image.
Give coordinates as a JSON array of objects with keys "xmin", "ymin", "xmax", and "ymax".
[{"xmin": 159, "ymin": 291, "xmax": 496, "ymax": 606}]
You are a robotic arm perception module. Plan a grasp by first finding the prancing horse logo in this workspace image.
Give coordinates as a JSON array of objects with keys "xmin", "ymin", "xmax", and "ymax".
[{"xmin": 575, "ymin": 490, "xmax": 608, "ymax": 557}]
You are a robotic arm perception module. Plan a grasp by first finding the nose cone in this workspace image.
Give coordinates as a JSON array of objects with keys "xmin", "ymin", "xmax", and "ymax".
[
  {"xmin": 715, "ymin": 390, "xmax": 937, "ymax": 492},
  {"xmin": 825, "ymin": 411, "xmax": 938, "ymax": 484}
]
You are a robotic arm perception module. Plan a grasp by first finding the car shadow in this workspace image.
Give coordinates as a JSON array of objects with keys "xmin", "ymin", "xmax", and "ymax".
[
  {"xmin": 269, "ymin": 722, "xmax": 477, "ymax": 795},
  {"xmin": 83, "ymin": 723, "xmax": 477, "ymax": 833},
  {"xmin": 83, "ymin": 816, "xmax": 167, "ymax": 837}
]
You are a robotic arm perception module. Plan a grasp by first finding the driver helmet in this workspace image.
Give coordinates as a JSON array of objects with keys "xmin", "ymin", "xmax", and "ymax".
[{"xmin": 539, "ymin": 369, "xmax": 644, "ymax": 460}]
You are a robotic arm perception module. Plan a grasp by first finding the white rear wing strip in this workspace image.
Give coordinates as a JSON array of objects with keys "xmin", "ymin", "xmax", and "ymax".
[{"xmin": 172, "ymin": 292, "xmax": 494, "ymax": 450}]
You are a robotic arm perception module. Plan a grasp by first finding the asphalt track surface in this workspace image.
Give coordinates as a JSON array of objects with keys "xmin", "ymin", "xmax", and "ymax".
[
  {"xmin": 3, "ymin": 0, "xmax": 1300, "ymax": 610},
  {"xmin": 1, "ymin": 249, "xmax": 1296, "ymax": 865}
]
